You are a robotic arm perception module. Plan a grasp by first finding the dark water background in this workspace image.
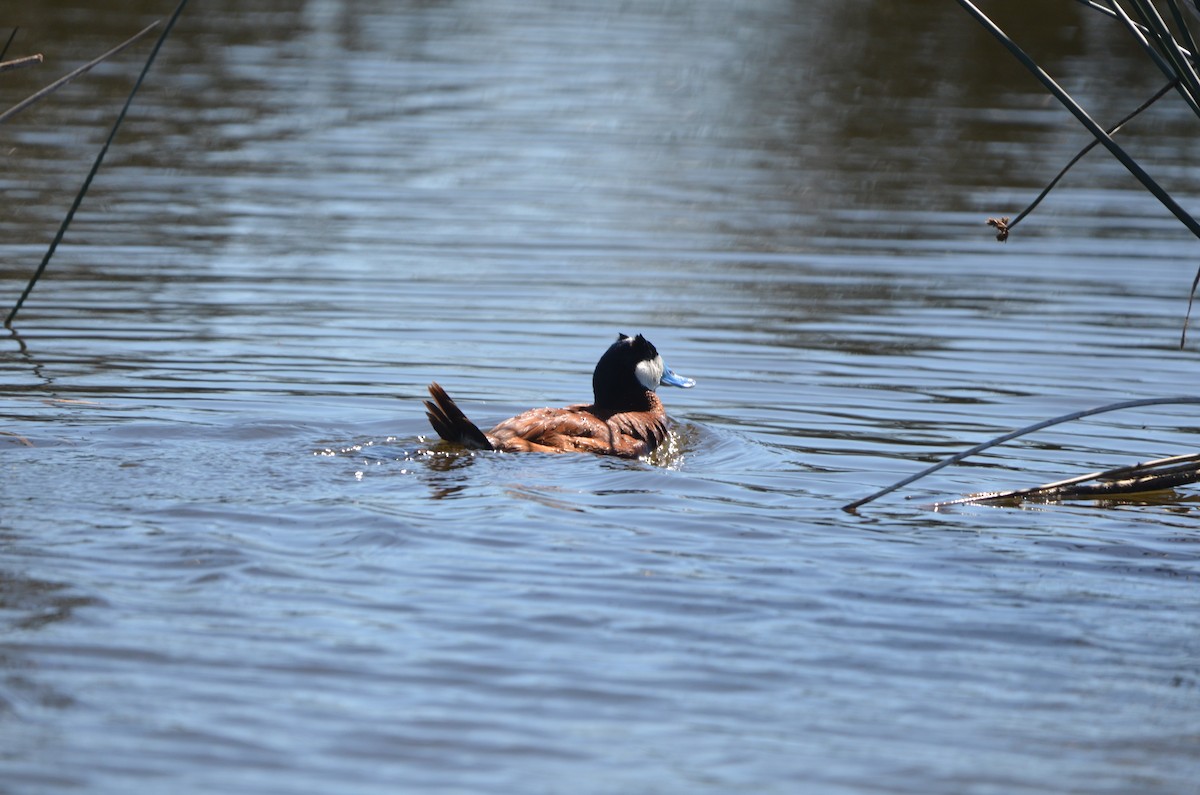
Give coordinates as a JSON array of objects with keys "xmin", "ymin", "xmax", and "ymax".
[{"xmin": 3, "ymin": 1, "xmax": 1200, "ymax": 792}]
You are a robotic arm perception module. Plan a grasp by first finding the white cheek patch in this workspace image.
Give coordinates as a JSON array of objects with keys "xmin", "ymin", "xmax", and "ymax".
[{"xmin": 635, "ymin": 356, "xmax": 665, "ymax": 391}]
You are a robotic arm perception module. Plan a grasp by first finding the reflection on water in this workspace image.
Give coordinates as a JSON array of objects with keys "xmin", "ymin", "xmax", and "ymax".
[{"xmin": 3, "ymin": 1, "xmax": 1200, "ymax": 793}]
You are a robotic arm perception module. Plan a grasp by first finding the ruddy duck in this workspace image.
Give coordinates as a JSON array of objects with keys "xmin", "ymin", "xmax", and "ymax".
[{"xmin": 424, "ymin": 333, "xmax": 695, "ymax": 457}]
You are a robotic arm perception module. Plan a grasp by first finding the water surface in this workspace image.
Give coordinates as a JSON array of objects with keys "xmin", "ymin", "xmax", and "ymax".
[{"xmin": 3, "ymin": 1, "xmax": 1200, "ymax": 793}]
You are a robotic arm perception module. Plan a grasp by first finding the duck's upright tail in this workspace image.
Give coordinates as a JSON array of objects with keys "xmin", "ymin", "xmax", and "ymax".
[{"xmin": 424, "ymin": 382, "xmax": 495, "ymax": 450}]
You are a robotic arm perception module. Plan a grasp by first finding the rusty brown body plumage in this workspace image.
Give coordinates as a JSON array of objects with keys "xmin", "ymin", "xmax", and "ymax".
[{"xmin": 423, "ymin": 334, "xmax": 692, "ymax": 458}]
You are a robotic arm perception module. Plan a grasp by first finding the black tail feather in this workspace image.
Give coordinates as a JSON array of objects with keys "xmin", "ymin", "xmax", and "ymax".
[{"xmin": 424, "ymin": 382, "xmax": 494, "ymax": 450}]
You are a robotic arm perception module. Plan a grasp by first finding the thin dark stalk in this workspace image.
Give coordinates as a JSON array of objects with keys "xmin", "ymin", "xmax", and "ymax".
[
  {"xmin": 956, "ymin": 0, "xmax": 1200, "ymax": 240},
  {"xmin": 1077, "ymin": 0, "xmax": 1198, "ymax": 67},
  {"xmin": 1004, "ymin": 80, "xmax": 1176, "ymax": 234},
  {"xmin": 1184, "ymin": 265, "xmax": 1200, "ymax": 347},
  {"xmin": 1132, "ymin": 0, "xmax": 1200, "ymax": 87},
  {"xmin": 842, "ymin": 397, "xmax": 1200, "ymax": 512},
  {"xmin": 0, "ymin": 21, "xmax": 159, "ymax": 126},
  {"xmin": 1128, "ymin": 0, "xmax": 1200, "ymax": 117},
  {"xmin": 1103, "ymin": 0, "xmax": 1200, "ymax": 344},
  {"xmin": 1, "ymin": 28, "xmax": 16, "ymax": 61},
  {"xmin": 1106, "ymin": 1, "xmax": 1200, "ymax": 116},
  {"xmin": 1165, "ymin": 0, "xmax": 1200, "ymax": 67},
  {"xmin": 4, "ymin": 0, "xmax": 188, "ymax": 329}
]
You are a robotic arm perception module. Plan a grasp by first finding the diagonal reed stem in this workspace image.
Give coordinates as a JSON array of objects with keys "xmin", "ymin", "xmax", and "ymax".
[
  {"xmin": 1164, "ymin": 0, "xmax": 1200, "ymax": 68},
  {"xmin": 1005, "ymin": 79, "xmax": 1176, "ymax": 234},
  {"xmin": 962, "ymin": 0, "xmax": 1200, "ymax": 346},
  {"xmin": 957, "ymin": 0, "xmax": 1200, "ymax": 241},
  {"xmin": 1126, "ymin": 0, "xmax": 1200, "ymax": 116},
  {"xmin": 0, "ymin": 22, "xmax": 160, "ymax": 126},
  {"xmin": 1, "ymin": 28, "xmax": 16, "ymax": 61},
  {"xmin": 4, "ymin": 0, "xmax": 188, "ymax": 329}
]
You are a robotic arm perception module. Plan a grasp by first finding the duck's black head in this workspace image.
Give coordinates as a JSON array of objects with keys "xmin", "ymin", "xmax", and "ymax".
[{"xmin": 592, "ymin": 333, "xmax": 694, "ymax": 410}]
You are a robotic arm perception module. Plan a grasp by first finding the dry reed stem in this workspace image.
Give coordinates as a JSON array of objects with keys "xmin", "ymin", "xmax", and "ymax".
[
  {"xmin": 933, "ymin": 453, "xmax": 1200, "ymax": 507},
  {"xmin": 0, "ymin": 53, "xmax": 42, "ymax": 73},
  {"xmin": 843, "ymin": 397, "xmax": 1200, "ymax": 511}
]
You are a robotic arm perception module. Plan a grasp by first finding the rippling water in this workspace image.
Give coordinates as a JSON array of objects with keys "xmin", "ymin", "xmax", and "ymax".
[{"xmin": 4, "ymin": 1, "xmax": 1200, "ymax": 792}]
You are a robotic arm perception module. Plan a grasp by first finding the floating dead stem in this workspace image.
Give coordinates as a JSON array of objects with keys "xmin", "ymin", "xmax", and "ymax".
[
  {"xmin": 0, "ymin": 53, "xmax": 42, "ymax": 74},
  {"xmin": 935, "ymin": 453, "xmax": 1200, "ymax": 508},
  {"xmin": 842, "ymin": 397, "xmax": 1200, "ymax": 512}
]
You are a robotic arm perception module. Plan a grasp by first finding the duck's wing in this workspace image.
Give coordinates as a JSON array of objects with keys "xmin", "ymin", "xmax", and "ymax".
[
  {"xmin": 485, "ymin": 406, "xmax": 606, "ymax": 453},
  {"xmin": 487, "ymin": 406, "xmax": 660, "ymax": 457}
]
